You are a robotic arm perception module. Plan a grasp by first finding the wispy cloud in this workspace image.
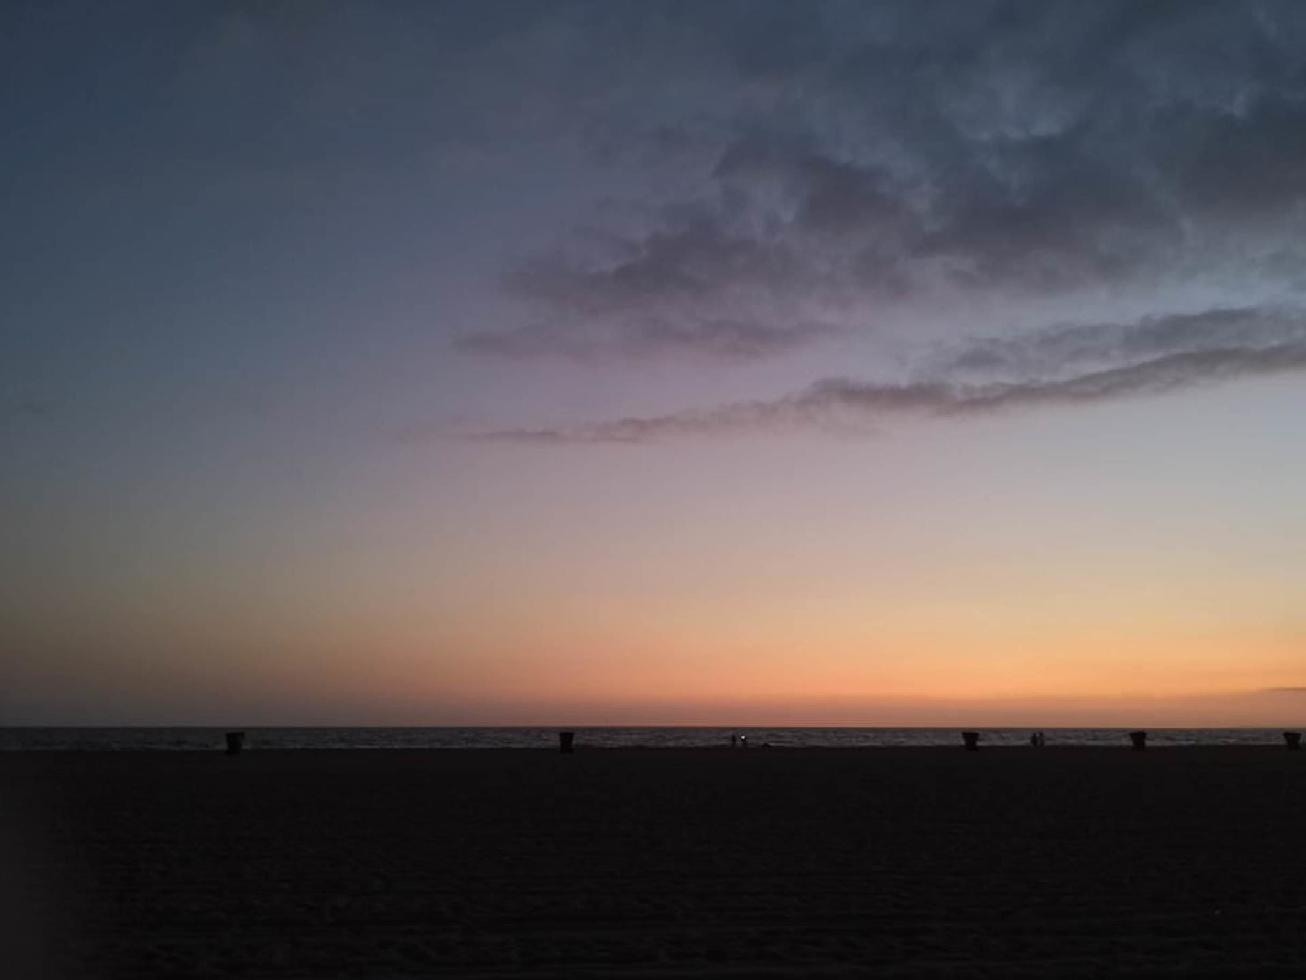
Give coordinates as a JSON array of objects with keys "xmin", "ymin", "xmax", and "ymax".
[
  {"xmin": 475, "ymin": 309, "xmax": 1306, "ymax": 443},
  {"xmin": 932, "ymin": 307, "xmax": 1306, "ymax": 379}
]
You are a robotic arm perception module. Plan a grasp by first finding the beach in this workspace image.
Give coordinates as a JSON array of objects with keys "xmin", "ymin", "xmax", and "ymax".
[{"xmin": 4, "ymin": 746, "xmax": 1305, "ymax": 978}]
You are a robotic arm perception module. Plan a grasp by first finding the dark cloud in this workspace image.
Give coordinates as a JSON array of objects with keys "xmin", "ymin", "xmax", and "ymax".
[
  {"xmin": 456, "ymin": 315, "xmax": 831, "ymax": 361},
  {"xmin": 456, "ymin": 213, "xmax": 833, "ymax": 360},
  {"xmin": 457, "ymin": 1, "xmax": 1306, "ymax": 361},
  {"xmin": 477, "ymin": 308, "xmax": 1306, "ymax": 443}
]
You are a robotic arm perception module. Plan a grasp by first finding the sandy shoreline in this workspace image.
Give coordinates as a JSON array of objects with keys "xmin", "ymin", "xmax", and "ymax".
[{"xmin": 4, "ymin": 747, "xmax": 1305, "ymax": 977}]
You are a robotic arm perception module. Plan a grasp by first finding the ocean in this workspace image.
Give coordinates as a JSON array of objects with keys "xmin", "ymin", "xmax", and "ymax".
[{"xmin": 0, "ymin": 726, "xmax": 1297, "ymax": 751}]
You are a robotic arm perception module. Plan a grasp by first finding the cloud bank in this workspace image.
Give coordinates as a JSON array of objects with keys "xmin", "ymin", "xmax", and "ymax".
[{"xmin": 456, "ymin": 1, "xmax": 1306, "ymax": 363}]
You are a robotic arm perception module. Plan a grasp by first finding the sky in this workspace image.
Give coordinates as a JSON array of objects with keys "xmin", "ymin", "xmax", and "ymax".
[{"xmin": 3, "ymin": 0, "xmax": 1306, "ymax": 726}]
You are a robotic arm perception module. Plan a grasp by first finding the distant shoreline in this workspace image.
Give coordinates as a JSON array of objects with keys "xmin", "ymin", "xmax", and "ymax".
[
  {"xmin": 4, "ymin": 724, "xmax": 1303, "ymax": 753},
  {"xmin": 4, "ymin": 743, "xmax": 1303, "ymax": 754}
]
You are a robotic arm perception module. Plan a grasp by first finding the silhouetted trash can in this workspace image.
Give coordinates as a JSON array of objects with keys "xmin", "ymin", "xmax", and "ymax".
[
  {"xmin": 1285, "ymin": 732, "xmax": 1302, "ymax": 751},
  {"xmin": 225, "ymin": 732, "xmax": 245, "ymax": 755},
  {"xmin": 559, "ymin": 731, "xmax": 575, "ymax": 754},
  {"xmin": 962, "ymin": 731, "xmax": 980, "ymax": 751},
  {"xmin": 1128, "ymin": 730, "xmax": 1147, "ymax": 751}
]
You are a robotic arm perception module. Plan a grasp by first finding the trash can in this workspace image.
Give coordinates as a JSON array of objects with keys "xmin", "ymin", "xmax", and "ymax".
[
  {"xmin": 225, "ymin": 731, "xmax": 245, "ymax": 755},
  {"xmin": 559, "ymin": 731, "xmax": 575, "ymax": 754}
]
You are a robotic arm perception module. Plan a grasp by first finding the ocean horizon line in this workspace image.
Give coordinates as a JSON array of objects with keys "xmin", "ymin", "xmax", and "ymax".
[{"xmin": 5, "ymin": 725, "xmax": 1301, "ymax": 752}]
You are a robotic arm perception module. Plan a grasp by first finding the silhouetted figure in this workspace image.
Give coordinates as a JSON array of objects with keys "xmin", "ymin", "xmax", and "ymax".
[
  {"xmin": 739, "ymin": 734, "xmax": 749, "ymax": 749},
  {"xmin": 962, "ymin": 731, "xmax": 980, "ymax": 751},
  {"xmin": 559, "ymin": 731, "xmax": 575, "ymax": 754},
  {"xmin": 1285, "ymin": 731, "xmax": 1302, "ymax": 751},
  {"xmin": 225, "ymin": 732, "xmax": 244, "ymax": 755},
  {"xmin": 1129, "ymin": 730, "xmax": 1147, "ymax": 751},
  {"xmin": 730, "ymin": 733, "xmax": 738, "ymax": 749}
]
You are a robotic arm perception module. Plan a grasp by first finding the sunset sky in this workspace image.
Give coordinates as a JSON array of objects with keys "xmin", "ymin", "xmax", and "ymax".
[{"xmin": 4, "ymin": 0, "xmax": 1306, "ymax": 726}]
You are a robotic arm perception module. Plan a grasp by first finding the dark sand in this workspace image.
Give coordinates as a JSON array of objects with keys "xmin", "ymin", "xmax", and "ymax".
[{"xmin": 4, "ymin": 747, "xmax": 1305, "ymax": 978}]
